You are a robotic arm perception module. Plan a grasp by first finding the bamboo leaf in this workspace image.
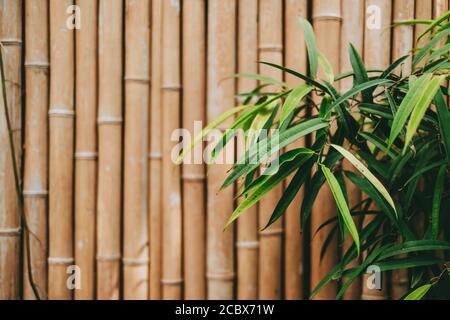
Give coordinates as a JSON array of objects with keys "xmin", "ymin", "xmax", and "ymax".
[
  {"xmin": 403, "ymin": 75, "xmax": 445, "ymax": 154},
  {"xmin": 379, "ymin": 240, "xmax": 450, "ymax": 260},
  {"xmin": 299, "ymin": 17, "xmax": 318, "ymax": 78},
  {"xmin": 388, "ymin": 73, "xmax": 433, "ymax": 146},
  {"xmin": 331, "ymin": 144, "xmax": 397, "ymax": 216},
  {"xmin": 414, "ymin": 28, "xmax": 450, "ymax": 67},
  {"xmin": 280, "ymin": 84, "xmax": 313, "ymax": 126},
  {"xmin": 431, "ymin": 165, "xmax": 447, "ymax": 240},
  {"xmin": 321, "ymin": 165, "xmax": 360, "ymax": 255},
  {"xmin": 318, "ymin": 52, "xmax": 334, "ymax": 83},
  {"xmin": 417, "ymin": 10, "xmax": 450, "ymax": 41},
  {"xmin": 404, "ymin": 284, "xmax": 432, "ymax": 300},
  {"xmin": 434, "ymin": 91, "xmax": 450, "ymax": 160},
  {"xmin": 233, "ymin": 73, "xmax": 287, "ymax": 88},
  {"xmin": 333, "ymin": 79, "xmax": 392, "ymax": 108}
]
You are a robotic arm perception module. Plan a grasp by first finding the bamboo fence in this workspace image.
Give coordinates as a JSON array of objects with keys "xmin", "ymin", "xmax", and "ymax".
[{"xmin": 0, "ymin": 0, "xmax": 445, "ymax": 301}]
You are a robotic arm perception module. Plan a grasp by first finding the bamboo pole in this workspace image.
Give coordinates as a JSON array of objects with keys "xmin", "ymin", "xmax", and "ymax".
[
  {"xmin": 207, "ymin": 0, "xmax": 236, "ymax": 300},
  {"xmin": 414, "ymin": 0, "xmax": 433, "ymax": 69},
  {"xmin": 284, "ymin": 0, "xmax": 308, "ymax": 300},
  {"xmin": 182, "ymin": 0, "xmax": 206, "ymax": 300},
  {"xmin": 149, "ymin": 0, "xmax": 163, "ymax": 300},
  {"xmin": 123, "ymin": 0, "xmax": 150, "ymax": 300},
  {"xmin": 258, "ymin": 0, "xmax": 284, "ymax": 300},
  {"xmin": 340, "ymin": 0, "xmax": 364, "ymax": 300},
  {"xmin": 97, "ymin": 0, "xmax": 123, "ymax": 300},
  {"xmin": 74, "ymin": 0, "xmax": 97, "ymax": 300},
  {"xmin": 236, "ymin": 0, "xmax": 258, "ymax": 300},
  {"xmin": 434, "ymin": 0, "xmax": 449, "ymax": 21},
  {"xmin": 311, "ymin": 0, "xmax": 341, "ymax": 300},
  {"xmin": 48, "ymin": 0, "xmax": 75, "ymax": 300},
  {"xmin": 161, "ymin": 0, "xmax": 182, "ymax": 300},
  {"xmin": 23, "ymin": 0, "xmax": 49, "ymax": 300},
  {"xmin": 391, "ymin": 0, "xmax": 415, "ymax": 300},
  {"xmin": 0, "ymin": 0, "xmax": 22, "ymax": 300}
]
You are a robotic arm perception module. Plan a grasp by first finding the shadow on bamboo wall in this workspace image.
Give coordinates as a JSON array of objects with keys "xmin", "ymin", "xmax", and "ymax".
[{"xmin": 0, "ymin": 0, "xmax": 445, "ymax": 300}]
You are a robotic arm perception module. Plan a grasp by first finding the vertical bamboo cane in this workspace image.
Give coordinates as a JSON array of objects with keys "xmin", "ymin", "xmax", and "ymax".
[
  {"xmin": 182, "ymin": 0, "xmax": 206, "ymax": 300},
  {"xmin": 48, "ymin": 0, "xmax": 75, "ymax": 300},
  {"xmin": 237, "ymin": 0, "xmax": 259, "ymax": 300},
  {"xmin": 207, "ymin": 0, "xmax": 236, "ymax": 300},
  {"xmin": 74, "ymin": 0, "xmax": 97, "ymax": 300},
  {"xmin": 97, "ymin": 0, "xmax": 123, "ymax": 300},
  {"xmin": 149, "ymin": 0, "xmax": 163, "ymax": 300},
  {"xmin": 0, "ymin": 0, "xmax": 22, "ymax": 300},
  {"xmin": 23, "ymin": 0, "xmax": 49, "ymax": 300},
  {"xmin": 361, "ymin": 0, "xmax": 392, "ymax": 301},
  {"xmin": 311, "ymin": 0, "xmax": 341, "ymax": 300},
  {"xmin": 161, "ymin": 0, "xmax": 182, "ymax": 300},
  {"xmin": 391, "ymin": 0, "xmax": 415, "ymax": 300},
  {"xmin": 123, "ymin": 0, "xmax": 150, "ymax": 300},
  {"xmin": 434, "ymin": 0, "xmax": 449, "ymax": 20},
  {"xmin": 284, "ymin": 0, "xmax": 308, "ymax": 300},
  {"xmin": 258, "ymin": 0, "xmax": 284, "ymax": 300},
  {"xmin": 414, "ymin": 0, "xmax": 433, "ymax": 63},
  {"xmin": 340, "ymin": 0, "xmax": 364, "ymax": 300}
]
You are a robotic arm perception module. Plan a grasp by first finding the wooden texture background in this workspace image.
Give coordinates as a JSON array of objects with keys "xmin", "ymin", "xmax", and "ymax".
[{"xmin": 0, "ymin": 0, "xmax": 446, "ymax": 300}]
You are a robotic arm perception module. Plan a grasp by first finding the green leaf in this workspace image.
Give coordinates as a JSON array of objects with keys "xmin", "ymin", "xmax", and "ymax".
[
  {"xmin": 417, "ymin": 10, "xmax": 450, "ymax": 41},
  {"xmin": 379, "ymin": 240, "xmax": 450, "ymax": 260},
  {"xmin": 359, "ymin": 132, "xmax": 398, "ymax": 159},
  {"xmin": 333, "ymin": 79, "xmax": 392, "ymax": 108},
  {"xmin": 299, "ymin": 17, "xmax": 318, "ymax": 78},
  {"xmin": 381, "ymin": 55, "xmax": 409, "ymax": 78},
  {"xmin": 431, "ymin": 165, "xmax": 447, "ymax": 240},
  {"xmin": 434, "ymin": 91, "xmax": 450, "ymax": 160},
  {"xmin": 388, "ymin": 73, "xmax": 433, "ymax": 146},
  {"xmin": 280, "ymin": 84, "xmax": 313, "ymax": 126},
  {"xmin": 331, "ymin": 144, "xmax": 397, "ymax": 216},
  {"xmin": 427, "ymin": 43, "xmax": 450, "ymax": 62},
  {"xmin": 176, "ymin": 105, "xmax": 248, "ymax": 164},
  {"xmin": 376, "ymin": 257, "xmax": 441, "ymax": 272},
  {"xmin": 233, "ymin": 73, "xmax": 287, "ymax": 88},
  {"xmin": 404, "ymin": 284, "xmax": 432, "ymax": 300},
  {"xmin": 414, "ymin": 27, "xmax": 450, "ymax": 67},
  {"xmin": 403, "ymin": 75, "xmax": 445, "ymax": 154},
  {"xmin": 321, "ymin": 165, "xmax": 360, "ymax": 255},
  {"xmin": 318, "ymin": 52, "xmax": 334, "ymax": 83}
]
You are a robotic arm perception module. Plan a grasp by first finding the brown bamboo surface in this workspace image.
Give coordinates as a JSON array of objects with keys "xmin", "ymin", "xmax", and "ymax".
[
  {"xmin": 237, "ymin": 0, "xmax": 259, "ymax": 301},
  {"xmin": 74, "ymin": 0, "xmax": 97, "ymax": 300},
  {"xmin": 0, "ymin": 0, "xmax": 443, "ymax": 300}
]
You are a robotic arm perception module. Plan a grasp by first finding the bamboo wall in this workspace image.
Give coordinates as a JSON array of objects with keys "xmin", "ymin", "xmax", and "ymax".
[{"xmin": 0, "ymin": 0, "xmax": 445, "ymax": 300}]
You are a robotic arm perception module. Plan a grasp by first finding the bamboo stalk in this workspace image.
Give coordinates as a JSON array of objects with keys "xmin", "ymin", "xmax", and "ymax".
[
  {"xmin": 434, "ymin": 0, "xmax": 449, "ymax": 21},
  {"xmin": 207, "ymin": 0, "xmax": 236, "ymax": 300},
  {"xmin": 311, "ymin": 0, "xmax": 341, "ymax": 300},
  {"xmin": 23, "ymin": 0, "xmax": 49, "ymax": 300},
  {"xmin": 414, "ymin": 0, "xmax": 433, "ymax": 66},
  {"xmin": 340, "ymin": 0, "xmax": 364, "ymax": 300},
  {"xmin": 96, "ymin": 0, "xmax": 123, "ymax": 300},
  {"xmin": 236, "ymin": 0, "xmax": 258, "ymax": 300},
  {"xmin": 284, "ymin": 0, "xmax": 308, "ymax": 301},
  {"xmin": 391, "ymin": 0, "xmax": 415, "ymax": 300},
  {"xmin": 257, "ymin": 0, "xmax": 284, "ymax": 300},
  {"xmin": 182, "ymin": 0, "xmax": 206, "ymax": 300},
  {"xmin": 149, "ymin": 0, "xmax": 163, "ymax": 300},
  {"xmin": 161, "ymin": 0, "xmax": 182, "ymax": 300},
  {"xmin": 0, "ymin": 0, "xmax": 22, "ymax": 300},
  {"xmin": 123, "ymin": 0, "xmax": 150, "ymax": 300},
  {"xmin": 48, "ymin": 0, "xmax": 75, "ymax": 300},
  {"xmin": 74, "ymin": 0, "xmax": 98, "ymax": 300}
]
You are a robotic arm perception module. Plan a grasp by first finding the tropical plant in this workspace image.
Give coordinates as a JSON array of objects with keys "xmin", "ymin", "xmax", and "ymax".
[{"xmin": 178, "ymin": 14, "xmax": 450, "ymax": 300}]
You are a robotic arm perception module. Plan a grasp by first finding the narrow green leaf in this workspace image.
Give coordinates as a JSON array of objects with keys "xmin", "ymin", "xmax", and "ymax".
[
  {"xmin": 299, "ymin": 17, "xmax": 318, "ymax": 78},
  {"xmin": 318, "ymin": 52, "xmax": 334, "ymax": 83},
  {"xmin": 321, "ymin": 165, "xmax": 360, "ymax": 255},
  {"xmin": 280, "ymin": 84, "xmax": 313, "ymax": 125},
  {"xmin": 331, "ymin": 144, "xmax": 397, "ymax": 216},
  {"xmin": 381, "ymin": 55, "xmax": 409, "ymax": 78},
  {"xmin": 431, "ymin": 165, "xmax": 447, "ymax": 240},
  {"xmin": 414, "ymin": 27, "xmax": 450, "ymax": 67},
  {"xmin": 417, "ymin": 10, "xmax": 450, "ymax": 41},
  {"xmin": 427, "ymin": 43, "xmax": 450, "ymax": 62},
  {"xmin": 434, "ymin": 91, "xmax": 450, "ymax": 160},
  {"xmin": 379, "ymin": 240, "xmax": 450, "ymax": 260},
  {"xmin": 233, "ymin": 73, "xmax": 287, "ymax": 88},
  {"xmin": 403, "ymin": 75, "xmax": 445, "ymax": 153},
  {"xmin": 333, "ymin": 79, "xmax": 392, "ymax": 108},
  {"xmin": 404, "ymin": 284, "xmax": 432, "ymax": 300}
]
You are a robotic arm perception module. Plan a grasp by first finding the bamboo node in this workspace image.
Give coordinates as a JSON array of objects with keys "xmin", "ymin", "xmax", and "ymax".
[
  {"xmin": 0, "ymin": 38, "xmax": 22, "ymax": 46},
  {"xmin": 148, "ymin": 151, "xmax": 162, "ymax": 160},
  {"xmin": 161, "ymin": 83, "xmax": 182, "ymax": 91},
  {"xmin": 48, "ymin": 108, "xmax": 75, "ymax": 118},
  {"xmin": 161, "ymin": 278, "xmax": 184, "ymax": 285},
  {"xmin": 48, "ymin": 257, "xmax": 74, "ymax": 265},
  {"xmin": 75, "ymin": 151, "xmax": 98, "ymax": 160},
  {"xmin": 259, "ymin": 44, "xmax": 283, "ymax": 53},
  {"xmin": 25, "ymin": 61, "xmax": 50, "ymax": 70},
  {"xmin": 312, "ymin": 14, "xmax": 343, "ymax": 22},
  {"xmin": 97, "ymin": 116, "xmax": 123, "ymax": 125},
  {"xmin": 206, "ymin": 272, "xmax": 235, "ymax": 281},
  {"xmin": 259, "ymin": 228, "xmax": 284, "ymax": 237},
  {"xmin": 0, "ymin": 227, "xmax": 21, "ymax": 237},
  {"xmin": 96, "ymin": 254, "xmax": 121, "ymax": 262},
  {"xmin": 122, "ymin": 257, "xmax": 149, "ymax": 266},
  {"xmin": 182, "ymin": 173, "xmax": 206, "ymax": 182},
  {"xmin": 124, "ymin": 76, "xmax": 151, "ymax": 84},
  {"xmin": 23, "ymin": 189, "xmax": 49, "ymax": 198},
  {"xmin": 236, "ymin": 240, "xmax": 259, "ymax": 249}
]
